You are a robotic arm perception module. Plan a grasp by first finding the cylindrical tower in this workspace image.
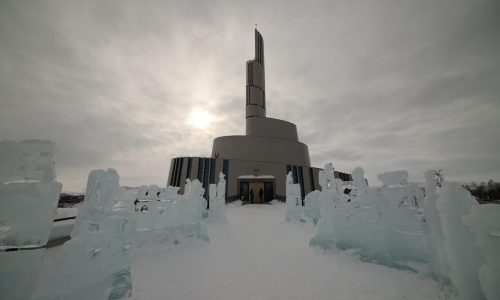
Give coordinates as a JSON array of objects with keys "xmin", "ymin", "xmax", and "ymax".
[{"xmin": 246, "ymin": 29, "xmax": 266, "ymax": 118}]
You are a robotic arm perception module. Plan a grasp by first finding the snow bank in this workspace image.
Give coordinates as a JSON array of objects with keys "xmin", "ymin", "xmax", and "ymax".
[{"xmin": 0, "ymin": 140, "xmax": 61, "ymax": 300}]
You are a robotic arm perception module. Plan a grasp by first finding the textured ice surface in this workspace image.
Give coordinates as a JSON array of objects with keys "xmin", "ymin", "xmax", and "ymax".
[
  {"xmin": 309, "ymin": 165, "xmax": 499, "ymax": 299},
  {"xmin": 0, "ymin": 249, "xmax": 45, "ymax": 300},
  {"xmin": 0, "ymin": 140, "xmax": 61, "ymax": 300},
  {"xmin": 36, "ymin": 169, "xmax": 137, "ymax": 300},
  {"xmin": 310, "ymin": 165, "xmax": 427, "ymax": 270},
  {"xmin": 423, "ymin": 170, "xmax": 449, "ymax": 284},
  {"xmin": 0, "ymin": 140, "xmax": 61, "ymax": 249},
  {"xmin": 304, "ymin": 190, "xmax": 320, "ymax": 224},
  {"xmin": 463, "ymin": 204, "xmax": 500, "ymax": 300},
  {"xmin": 209, "ymin": 173, "xmax": 226, "ymax": 221},
  {"xmin": 135, "ymin": 178, "xmax": 209, "ymax": 249},
  {"xmin": 0, "ymin": 141, "xmax": 61, "ymax": 299},
  {"xmin": 437, "ymin": 182, "xmax": 486, "ymax": 299},
  {"xmin": 285, "ymin": 171, "xmax": 303, "ymax": 222}
]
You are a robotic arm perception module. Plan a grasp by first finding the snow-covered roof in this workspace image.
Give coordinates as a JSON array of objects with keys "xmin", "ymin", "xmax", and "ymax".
[{"xmin": 237, "ymin": 175, "xmax": 275, "ymax": 179}]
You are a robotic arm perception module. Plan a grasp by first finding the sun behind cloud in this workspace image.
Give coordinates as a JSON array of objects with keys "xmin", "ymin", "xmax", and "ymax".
[{"xmin": 188, "ymin": 110, "xmax": 215, "ymax": 129}]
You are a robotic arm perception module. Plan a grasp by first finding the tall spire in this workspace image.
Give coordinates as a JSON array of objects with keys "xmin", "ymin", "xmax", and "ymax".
[
  {"xmin": 255, "ymin": 29, "xmax": 264, "ymax": 66},
  {"xmin": 246, "ymin": 29, "xmax": 266, "ymax": 118}
]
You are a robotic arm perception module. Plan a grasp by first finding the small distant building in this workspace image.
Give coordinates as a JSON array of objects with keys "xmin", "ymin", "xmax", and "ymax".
[{"xmin": 167, "ymin": 30, "xmax": 353, "ymax": 203}]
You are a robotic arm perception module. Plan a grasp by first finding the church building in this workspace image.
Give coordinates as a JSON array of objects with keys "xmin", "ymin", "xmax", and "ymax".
[{"xmin": 167, "ymin": 30, "xmax": 352, "ymax": 203}]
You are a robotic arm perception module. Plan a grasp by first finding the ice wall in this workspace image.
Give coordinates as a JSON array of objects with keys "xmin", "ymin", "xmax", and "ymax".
[
  {"xmin": 463, "ymin": 203, "xmax": 500, "ymax": 300},
  {"xmin": 36, "ymin": 169, "xmax": 137, "ymax": 300},
  {"xmin": 285, "ymin": 171, "xmax": 303, "ymax": 222},
  {"xmin": 310, "ymin": 166, "xmax": 427, "ymax": 270},
  {"xmin": 308, "ymin": 165, "xmax": 500, "ymax": 299},
  {"xmin": 0, "ymin": 140, "xmax": 61, "ymax": 300},
  {"xmin": 134, "ymin": 178, "xmax": 210, "ymax": 249},
  {"xmin": 437, "ymin": 181, "xmax": 486, "ymax": 299}
]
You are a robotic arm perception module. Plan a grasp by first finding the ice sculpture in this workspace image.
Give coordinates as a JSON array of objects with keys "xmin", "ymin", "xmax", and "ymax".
[
  {"xmin": 437, "ymin": 182, "xmax": 486, "ymax": 299},
  {"xmin": 209, "ymin": 173, "xmax": 226, "ymax": 221},
  {"xmin": 350, "ymin": 167, "xmax": 368, "ymax": 208},
  {"xmin": 310, "ymin": 165, "xmax": 427, "ymax": 270},
  {"xmin": 134, "ymin": 178, "xmax": 209, "ymax": 249},
  {"xmin": 304, "ymin": 190, "xmax": 320, "ymax": 224},
  {"xmin": 463, "ymin": 204, "xmax": 500, "ymax": 300},
  {"xmin": 308, "ymin": 164, "xmax": 499, "ymax": 298},
  {"xmin": 36, "ymin": 169, "xmax": 137, "ymax": 300},
  {"xmin": 422, "ymin": 170, "xmax": 449, "ymax": 284},
  {"xmin": 0, "ymin": 140, "xmax": 61, "ymax": 300},
  {"xmin": 285, "ymin": 171, "xmax": 303, "ymax": 222},
  {"xmin": 309, "ymin": 164, "xmax": 341, "ymax": 248}
]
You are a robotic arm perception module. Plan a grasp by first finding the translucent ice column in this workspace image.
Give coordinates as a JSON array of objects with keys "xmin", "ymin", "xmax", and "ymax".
[
  {"xmin": 463, "ymin": 203, "xmax": 500, "ymax": 300},
  {"xmin": 309, "ymin": 164, "xmax": 340, "ymax": 248},
  {"xmin": 0, "ymin": 140, "xmax": 61, "ymax": 300},
  {"xmin": 437, "ymin": 182, "xmax": 486, "ymax": 299},
  {"xmin": 285, "ymin": 171, "xmax": 303, "ymax": 222},
  {"xmin": 304, "ymin": 190, "xmax": 320, "ymax": 224},
  {"xmin": 209, "ymin": 173, "xmax": 226, "ymax": 221},
  {"xmin": 38, "ymin": 169, "xmax": 137, "ymax": 300},
  {"xmin": 422, "ymin": 170, "xmax": 449, "ymax": 284}
]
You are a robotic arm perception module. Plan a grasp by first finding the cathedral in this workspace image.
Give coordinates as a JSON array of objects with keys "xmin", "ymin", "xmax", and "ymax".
[{"xmin": 167, "ymin": 29, "xmax": 352, "ymax": 203}]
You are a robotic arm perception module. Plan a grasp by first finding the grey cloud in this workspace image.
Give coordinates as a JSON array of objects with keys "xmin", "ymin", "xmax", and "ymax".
[{"xmin": 1, "ymin": 0, "xmax": 499, "ymax": 191}]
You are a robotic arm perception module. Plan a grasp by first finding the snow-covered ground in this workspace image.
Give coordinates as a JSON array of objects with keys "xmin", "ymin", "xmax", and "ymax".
[{"xmin": 131, "ymin": 202, "xmax": 453, "ymax": 300}]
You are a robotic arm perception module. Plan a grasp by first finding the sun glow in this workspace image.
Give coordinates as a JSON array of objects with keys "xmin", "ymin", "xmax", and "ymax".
[{"xmin": 188, "ymin": 110, "xmax": 215, "ymax": 129}]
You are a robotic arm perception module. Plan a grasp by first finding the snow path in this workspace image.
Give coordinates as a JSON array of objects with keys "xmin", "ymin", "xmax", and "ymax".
[{"xmin": 132, "ymin": 203, "xmax": 452, "ymax": 300}]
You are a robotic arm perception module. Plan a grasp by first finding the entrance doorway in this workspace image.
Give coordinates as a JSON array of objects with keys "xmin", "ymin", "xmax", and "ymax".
[
  {"xmin": 239, "ymin": 178, "xmax": 275, "ymax": 203},
  {"xmin": 249, "ymin": 182, "xmax": 264, "ymax": 203}
]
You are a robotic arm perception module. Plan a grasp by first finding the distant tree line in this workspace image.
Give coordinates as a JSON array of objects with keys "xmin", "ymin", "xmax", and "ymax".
[
  {"xmin": 463, "ymin": 180, "xmax": 500, "ymax": 203},
  {"xmin": 58, "ymin": 193, "xmax": 84, "ymax": 207}
]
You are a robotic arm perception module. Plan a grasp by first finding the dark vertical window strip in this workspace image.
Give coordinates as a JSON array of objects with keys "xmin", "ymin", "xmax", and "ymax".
[
  {"xmin": 223, "ymin": 159, "xmax": 229, "ymax": 197},
  {"xmin": 309, "ymin": 167, "xmax": 315, "ymax": 191},
  {"xmin": 176, "ymin": 158, "xmax": 184, "ymax": 188},
  {"xmin": 209, "ymin": 158, "xmax": 216, "ymax": 184},
  {"xmin": 197, "ymin": 158, "xmax": 204, "ymax": 181},
  {"xmin": 292, "ymin": 165, "xmax": 298, "ymax": 184},
  {"xmin": 187, "ymin": 158, "xmax": 192, "ymax": 179},
  {"xmin": 171, "ymin": 158, "xmax": 178, "ymax": 186},
  {"xmin": 203, "ymin": 158, "xmax": 210, "ymax": 201},
  {"xmin": 286, "ymin": 165, "xmax": 292, "ymax": 176},
  {"xmin": 298, "ymin": 166, "xmax": 305, "ymax": 202},
  {"xmin": 169, "ymin": 159, "xmax": 174, "ymax": 186}
]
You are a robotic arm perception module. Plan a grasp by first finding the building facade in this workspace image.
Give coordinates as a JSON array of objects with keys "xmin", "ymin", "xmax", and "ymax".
[{"xmin": 167, "ymin": 30, "xmax": 353, "ymax": 203}]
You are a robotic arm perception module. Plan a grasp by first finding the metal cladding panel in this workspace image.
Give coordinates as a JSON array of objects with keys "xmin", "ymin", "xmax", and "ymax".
[
  {"xmin": 248, "ymin": 86, "xmax": 265, "ymax": 107},
  {"xmin": 246, "ymin": 117, "xmax": 298, "ymax": 141},
  {"xmin": 212, "ymin": 135, "xmax": 311, "ymax": 167},
  {"xmin": 246, "ymin": 105, "xmax": 265, "ymax": 118},
  {"xmin": 248, "ymin": 61, "xmax": 265, "ymax": 90}
]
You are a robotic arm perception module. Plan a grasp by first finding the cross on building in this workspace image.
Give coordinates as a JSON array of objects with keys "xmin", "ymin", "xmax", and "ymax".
[{"xmin": 252, "ymin": 167, "xmax": 260, "ymax": 176}]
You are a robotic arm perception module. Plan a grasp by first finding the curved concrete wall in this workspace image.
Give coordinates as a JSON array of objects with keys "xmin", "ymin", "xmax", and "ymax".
[
  {"xmin": 246, "ymin": 117, "xmax": 298, "ymax": 141},
  {"xmin": 212, "ymin": 135, "xmax": 311, "ymax": 166}
]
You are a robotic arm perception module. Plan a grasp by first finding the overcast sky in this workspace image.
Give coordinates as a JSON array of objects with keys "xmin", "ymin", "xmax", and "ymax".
[{"xmin": 1, "ymin": 0, "xmax": 499, "ymax": 191}]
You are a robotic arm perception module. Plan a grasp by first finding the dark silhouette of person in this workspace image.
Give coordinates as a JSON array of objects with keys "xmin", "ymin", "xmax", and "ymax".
[
  {"xmin": 249, "ymin": 188, "xmax": 254, "ymax": 203},
  {"xmin": 259, "ymin": 187, "xmax": 264, "ymax": 202}
]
